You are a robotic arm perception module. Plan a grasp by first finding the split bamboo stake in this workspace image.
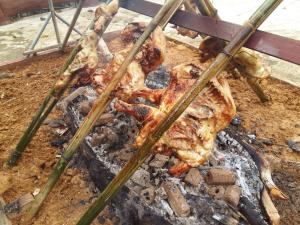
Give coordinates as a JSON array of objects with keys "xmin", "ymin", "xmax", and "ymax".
[
  {"xmin": 4, "ymin": 0, "xmax": 119, "ymax": 168},
  {"xmin": 76, "ymin": 0, "xmax": 282, "ymax": 224},
  {"xmin": 196, "ymin": 0, "xmax": 270, "ymax": 103},
  {"xmin": 23, "ymin": 0, "xmax": 180, "ymax": 222}
]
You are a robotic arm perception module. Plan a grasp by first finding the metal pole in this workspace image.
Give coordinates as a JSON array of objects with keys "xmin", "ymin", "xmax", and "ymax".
[
  {"xmin": 54, "ymin": 12, "xmax": 83, "ymax": 36},
  {"xmin": 23, "ymin": 44, "xmax": 61, "ymax": 55},
  {"xmin": 61, "ymin": 0, "xmax": 85, "ymax": 50},
  {"xmin": 25, "ymin": 12, "xmax": 52, "ymax": 54},
  {"xmin": 48, "ymin": 0, "xmax": 61, "ymax": 45}
]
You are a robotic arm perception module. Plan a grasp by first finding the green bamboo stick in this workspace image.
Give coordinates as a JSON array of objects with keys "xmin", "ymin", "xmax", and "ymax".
[
  {"xmin": 4, "ymin": 1, "xmax": 118, "ymax": 168},
  {"xmin": 22, "ymin": 0, "xmax": 179, "ymax": 222},
  {"xmin": 76, "ymin": 0, "xmax": 282, "ymax": 224},
  {"xmin": 196, "ymin": 0, "xmax": 269, "ymax": 102}
]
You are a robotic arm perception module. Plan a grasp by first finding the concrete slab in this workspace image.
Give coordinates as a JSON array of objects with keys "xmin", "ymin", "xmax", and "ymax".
[{"xmin": 0, "ymin": 0, "xmax": 299, "ymax": 86}]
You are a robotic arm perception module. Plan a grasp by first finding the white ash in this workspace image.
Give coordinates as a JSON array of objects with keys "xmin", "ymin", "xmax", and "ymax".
[{"xmin": 64, "ymin": 85, "xmax": 267, "ymax": 225}]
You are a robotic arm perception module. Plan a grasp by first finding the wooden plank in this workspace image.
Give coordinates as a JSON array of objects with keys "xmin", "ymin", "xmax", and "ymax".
[{"xmin": 121, "ymin": 0, "xmax": 300, "ymax": 65}]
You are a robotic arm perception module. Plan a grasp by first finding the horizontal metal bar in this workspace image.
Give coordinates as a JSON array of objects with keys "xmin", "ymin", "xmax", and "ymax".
[
  {"xmin": 23, "ymin": 44, "xmax": 61, "ymax": 55},
  {"xmin": 121, "ymin": 0, "xmax": 300, "ymax": 65}
]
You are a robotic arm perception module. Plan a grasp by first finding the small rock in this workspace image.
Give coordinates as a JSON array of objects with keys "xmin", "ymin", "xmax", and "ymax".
[
  {"xmin": 0, "ymin": 172, "xmax": 11, "ymax": 195},
  {"xmin": 91, "ymin": 133, "xmax": 105, "ymax": 147},
  {"xmin": 131, "ymin": 169, "xmax": 150, "ymax": 187},
  {"xmin": 261, "ymin": 138, "xmax": 274, "ymax": 146},
  {"xmin": 79, "ymin": 101, "xmax": 91, "ymax": 116},
  {"xmin": 0, "ymin": 72, "xmax": 14, "ymax": 79},
  {"xmin": 117, "ymin": 149, "xmax": 133, "ymax": 161},
  {"xmin": 224, "ymin": 185, "xmax": 241, "ymax": 207},
  {"xmin": 44, "ymin": 118, "xmax": 65, "ymax": 128},
  {"xmin": 140, "ymin": 187, "xmax": 155, "ymax": 204},
  {"xmin": 149, "ymin": 154, "xmax": 170, "ymax": 168},
  {"xmin": 163, "ymin": 182, "xmax": 190, "ymax": 217},
  {"xmin": 286, "ymin": 140, "xmax": 300, "ymax": 153},
  {"xmin": 206, "ymin": 186, "xmax": 225, "ymax": 200},
  {"xmin": 184, "ymin": 168, "xmax": 203, "ymax": 186},
  {"xmin": 25, "ymin": 72, "xmax": 35, "ymax": 77},
  {"xmin": 94, "ymin": 113, "xmax": 115, "ymax": 127},
  {"xmin": 40, "ymin": 16, "xmax": 46, "ymax": 21},
  {"xmin": 155, "ymin": 186, "xmax": 168, "ymax": 199}
]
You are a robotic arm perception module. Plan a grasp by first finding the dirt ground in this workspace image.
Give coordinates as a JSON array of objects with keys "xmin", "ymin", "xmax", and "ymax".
[{"xmin": 0, "ymin": 37, "xmax": 300, "ymax": 225}]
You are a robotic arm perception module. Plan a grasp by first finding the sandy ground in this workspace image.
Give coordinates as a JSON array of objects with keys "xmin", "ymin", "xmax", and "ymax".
[
  {"xmin": 0, "ymin": 0, "xmax": 299, "ymax": 86},
  {"xmin": 0, "ymin": 34, "xmax": 300, "ymax": 224}
]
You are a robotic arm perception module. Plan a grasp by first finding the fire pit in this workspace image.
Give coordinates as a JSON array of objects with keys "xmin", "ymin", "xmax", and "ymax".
[{"xmin": 63, "ymin": 63, "xmax": 268, "ymax": 224}]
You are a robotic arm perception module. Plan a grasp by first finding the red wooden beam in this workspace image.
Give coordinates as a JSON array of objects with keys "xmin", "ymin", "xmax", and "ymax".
[{"xmin": 121, "ymin": 0, "xmax": 300, "ymax": 65}]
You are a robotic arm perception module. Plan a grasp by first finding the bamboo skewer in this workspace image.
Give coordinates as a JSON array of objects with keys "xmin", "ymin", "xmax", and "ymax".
[
  {"xmin": 4, "ymin": 1, "xmax": 119, "ymax": 168},
  {"xmin": 76, "ymin": 0, "xmax": 282, "ymax": 224},
  {"xmin": 23, "ymin": 0, "xmax": 180, "ymax": 222},
  {"xmin": 160, "ymin": 0, "xmax": 185, "ymax": 28},
  {"xmin": 196, "ymin": 0, "xmax": 270, "ymax": 103}
]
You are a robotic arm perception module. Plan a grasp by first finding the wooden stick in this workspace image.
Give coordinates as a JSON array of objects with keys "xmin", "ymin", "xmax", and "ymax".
[
  {"xmin": 196, "ymin": 0, "xmax": 270, "ymax": 103},
  {"xmin": 22, "ymin": 0, "xmax": 179, "ymax": 222},
  {"xmin": 4, "ymin": 0, "xmax": 119, "ymax": 168},
  {"xmin": 76, "ymin": 1, "xmax": 283, "ymax": 224},
  {"xmin": 261, "ymin": 188, "xmax": 280, "ymax": 225}
]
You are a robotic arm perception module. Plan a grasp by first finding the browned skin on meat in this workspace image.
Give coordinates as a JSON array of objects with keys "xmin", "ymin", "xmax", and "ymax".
[
  {"xmin": 92, "ymin": 23, "xmax": 236, "ymax": 175},
  {"xmin": 115, "ymin": 63, "xmax": 236, "ymax": 173},
  {"xmin": 92, "ymin": 22, "xmax": 166, "ymax": 101}
]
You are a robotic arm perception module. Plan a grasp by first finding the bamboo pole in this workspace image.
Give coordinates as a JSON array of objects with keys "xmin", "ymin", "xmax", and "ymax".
[
  {"xmin": 76, "ymin": 1, "xmax": 282, "ymax": 224},
  {"xmin": 4, "ymin": 0, "xmax": 119, "ymax": 168},
  {"xmin": 196, "ymin": 0, "xmax": 270, "ymax": 103},
  {"xmin": 23, "ymin": 0, "xmax": 180, "ymax": 222},
  {"xmin": 160, "ymin": 0, "xmax": 185, "ymax": 28}
]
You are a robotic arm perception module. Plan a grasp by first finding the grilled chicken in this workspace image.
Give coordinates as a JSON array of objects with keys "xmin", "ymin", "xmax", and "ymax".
[
  {"xmin": 92, "ymin": 22, "xmax": 236, "ymax": 175},
  {"xmin": 115, "ymin": 63, "xmax": 236, "ymax": 174},
  {"xmin": 55, "ymin": 0, "xmax": 119, "ymax": 90},
  {"xmin": 92, "ymin": 22, "xmax": 166, "ymax": 101}
]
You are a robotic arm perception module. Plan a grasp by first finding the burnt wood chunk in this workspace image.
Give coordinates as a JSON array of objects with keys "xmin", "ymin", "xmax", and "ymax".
[
  {"xmin": 224, "ymin": 185, "xmax": 241, "ymax": 207},
  {"xmin": 149, "ymin": 154, "xmax": 169, "ymax": 168},
  {"xmin": 184, "ymin": 168, "xmax": 203, "ymax": 186},
  {"xmin": 162, "ymin": 182, "xmax": 190, "ymax": 217},
  {"xmin": 206, "ymin": 168, "xmax": 236, "ymax": 185}
]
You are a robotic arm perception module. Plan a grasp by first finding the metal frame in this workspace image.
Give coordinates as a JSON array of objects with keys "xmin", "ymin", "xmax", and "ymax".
[
  {"xmin": 24, "ymin": 0, "xmax": 85, "ymax": 56},
  {"xmin": 121, "ymin": 0, "xmax": 300, "ymax": 65},
  {"xmin": 24, "ymin": 0, "xmax": 300, "ymax": 65}
]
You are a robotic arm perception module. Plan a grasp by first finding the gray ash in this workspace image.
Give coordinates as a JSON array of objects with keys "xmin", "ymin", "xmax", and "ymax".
[{"xmin": 63, "ymin": 76, "xmax": 268, "ymax": 225}]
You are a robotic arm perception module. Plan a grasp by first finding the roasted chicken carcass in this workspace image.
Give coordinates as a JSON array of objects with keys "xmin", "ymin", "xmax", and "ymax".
[
  {"xmin": 92, "ymin": 22, "xmax": 236, "ymax": 175},
  {"xmin": 115, "ymin": 63, "xmax": 236, "ymax": 175},
  {"xmin": 199, "ymin": 36, "xmax": 269, "ymax": 79},
  {"xmin": 92, "ymin": 22, "xmax": 166, "ymax": 102},
  {"xmin": 55, "ymin": 0, "xmax": 119, "ymax": 90}
]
